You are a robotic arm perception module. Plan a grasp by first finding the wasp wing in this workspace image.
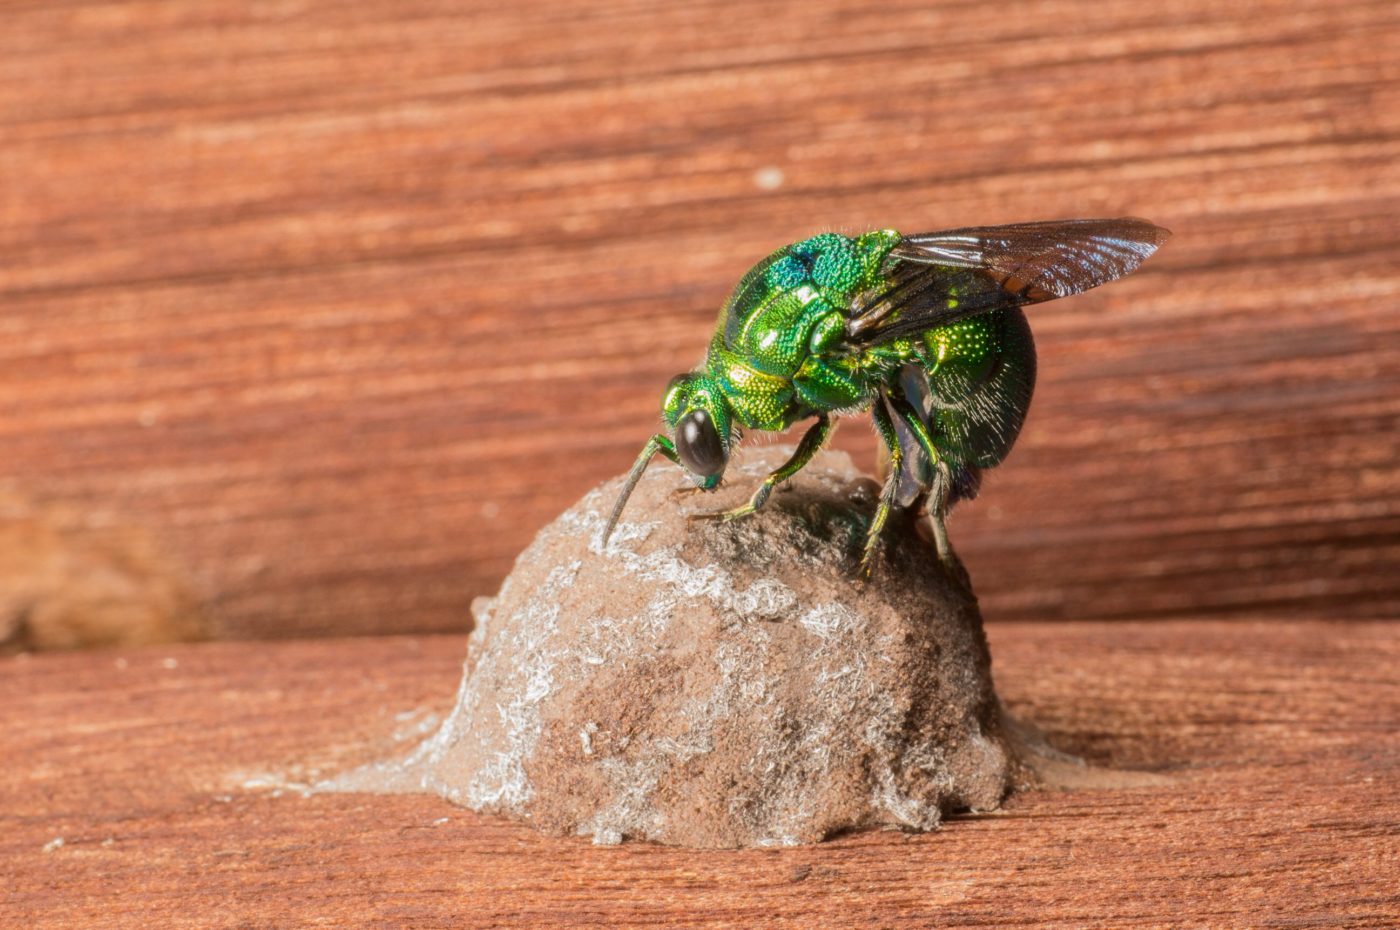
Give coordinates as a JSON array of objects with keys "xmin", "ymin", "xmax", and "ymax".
[{"xmin": 844, "ymin": 217, "xmax": 1169, "ymax": 346}]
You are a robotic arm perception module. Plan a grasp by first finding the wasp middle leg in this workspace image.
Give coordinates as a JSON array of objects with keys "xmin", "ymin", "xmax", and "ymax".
[{"xmin": 862, "ymin": 392, "xmax": 906, "ymax": 575}]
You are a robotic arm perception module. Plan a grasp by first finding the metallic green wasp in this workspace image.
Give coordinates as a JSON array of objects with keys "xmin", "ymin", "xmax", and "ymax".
[{"xmin": 602, "ymin": 217, "xmax": 1170, "ymax": 574}]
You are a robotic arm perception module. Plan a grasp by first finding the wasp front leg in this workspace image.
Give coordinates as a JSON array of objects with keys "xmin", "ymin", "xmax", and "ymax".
[
  {"xmin": 690, "ymin": 413, "xmax": 832, "ymax": 524},
  {"xmin": 671, "ymin": 483, "xmax": 713, "ymax": 499}
]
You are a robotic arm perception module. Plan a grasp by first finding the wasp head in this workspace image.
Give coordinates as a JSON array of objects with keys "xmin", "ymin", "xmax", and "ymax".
[{"xmin": 661, "ymin": 372, "xmax": 732, "ymax": 490}]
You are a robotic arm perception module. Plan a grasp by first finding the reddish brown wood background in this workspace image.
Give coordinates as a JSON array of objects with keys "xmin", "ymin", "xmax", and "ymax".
[
  {"xmin": 4, "ymin": 621, "xmax": 1398, "ymax": 927},
  {"xmin": 1, "ymin": 0, "xmax": 1397, "ymax": 642}
]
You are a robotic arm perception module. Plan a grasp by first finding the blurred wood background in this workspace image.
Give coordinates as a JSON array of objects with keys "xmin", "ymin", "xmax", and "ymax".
[{"xmin": 1, "ymin": 0, "xmax": 1396, "ymax": 643}]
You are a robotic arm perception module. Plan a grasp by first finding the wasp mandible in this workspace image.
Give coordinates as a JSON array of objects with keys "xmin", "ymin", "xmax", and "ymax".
[{"xmin": 602, "ymin": 218, "xmax": 1170, "ymax": 574}]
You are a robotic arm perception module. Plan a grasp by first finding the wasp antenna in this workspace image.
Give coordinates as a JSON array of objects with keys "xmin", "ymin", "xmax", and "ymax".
[{"xmin": 601, "ymin": 434, "xmax": 676, "ymax": 546}]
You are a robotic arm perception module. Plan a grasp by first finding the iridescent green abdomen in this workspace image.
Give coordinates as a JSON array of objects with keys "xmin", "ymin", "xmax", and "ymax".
[{"xmin": 920, "ymin": 308, "xmax": 1036, "ymax": 470}]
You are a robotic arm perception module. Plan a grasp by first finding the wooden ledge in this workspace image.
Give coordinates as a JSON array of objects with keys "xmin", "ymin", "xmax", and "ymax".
[{"xmin": 5, "ymin": 620, "xmax": 1398, "ymax": 927}]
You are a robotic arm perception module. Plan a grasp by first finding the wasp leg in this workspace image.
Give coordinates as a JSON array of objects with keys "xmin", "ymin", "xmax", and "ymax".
[
  {"xmin": 861, "ymin": 394, "xmax": 904, "ymax": 576},
  {"xmin": 672, "ymin": 484, "xmax": 713, "ymax": 498},
  {"xmin": 922, "ymin": 467, "xmax": 971, "ymax": 589},
  {"xmin": 882, "ymin": 391, "xmax": 943, "ymax": 549},
  {"xmin": 883, "ymin": 392, "xmax": 938, "ymax": 470},
  {"xmin": 886, "ymin": 394, "xmax": 971, "ymax": 589},
  {"xmin": 690, "ymin": 414, "xmax": 832, "ymax": 524}
]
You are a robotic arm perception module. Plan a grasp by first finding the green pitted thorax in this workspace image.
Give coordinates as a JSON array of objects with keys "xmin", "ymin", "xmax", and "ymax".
[{"xmin": 704, "ymin": 230, "xmax": 901, "ymax": 430}]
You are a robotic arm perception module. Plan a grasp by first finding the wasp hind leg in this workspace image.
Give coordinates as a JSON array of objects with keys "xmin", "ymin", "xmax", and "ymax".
[
  {"xmin": 884, "ymin": 392, "xmax": 973, "ymax": 591},
  {"xmin": 916, "ymin": 464, "xmax": 974, "ymax": 593},
  {"xmin": 690, "ymin": 413, "xmax": 832, "ymax": 524},
  {"xmin": 883, "ymin": 364, "xmax": 956, "ymax": 567}
]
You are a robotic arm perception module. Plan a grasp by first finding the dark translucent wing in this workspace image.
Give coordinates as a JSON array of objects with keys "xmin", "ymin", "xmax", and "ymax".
[
  {"xmin": 895, "ymin": 217, "xmax": 1169, "ymax": 299},
  {"xmin": 845, "ymin": 217, "xmax": 1169, "ymax": 346},
  {"xmin": 892, "ymin": 364, "xmax": 936, "ymax": 507},
  {"xmin": 846, "ymin": 263, "xmax": 1015, "ymax": 346}
]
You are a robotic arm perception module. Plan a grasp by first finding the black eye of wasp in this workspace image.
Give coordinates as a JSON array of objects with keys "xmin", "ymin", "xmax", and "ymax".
[{"xmin": 675, "ymin": 409, "xmax": 727, "ymax": 479}]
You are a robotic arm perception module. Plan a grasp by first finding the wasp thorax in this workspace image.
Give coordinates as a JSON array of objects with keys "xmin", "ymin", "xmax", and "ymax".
[{"xmin": 675, "ymin": 408, "xmax": 727, "ymax": 480}]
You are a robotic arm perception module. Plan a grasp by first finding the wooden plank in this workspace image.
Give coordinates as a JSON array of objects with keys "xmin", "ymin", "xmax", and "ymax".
[
  {"xmin": 3, "ymin": 620, "xmax": 1398, "ymax": 927},
  {"xmin": 1, "ymin": 0, "xmax": 1397, "ymax": 641}
]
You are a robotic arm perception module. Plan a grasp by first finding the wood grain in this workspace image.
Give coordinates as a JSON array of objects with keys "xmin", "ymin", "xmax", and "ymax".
[
  {"xmin": 4, "ymin": 621, "xmax": 1398, "ymax": 928},
  {"xmin": 1, "ymin": 0, "xmax": 1397, "ymax": 641}
]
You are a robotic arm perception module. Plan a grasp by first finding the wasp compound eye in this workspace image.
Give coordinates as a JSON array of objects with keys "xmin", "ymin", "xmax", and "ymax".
[{"xmin": 675, "ymin": 409, "xmax": 727, "ymax": 479}]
